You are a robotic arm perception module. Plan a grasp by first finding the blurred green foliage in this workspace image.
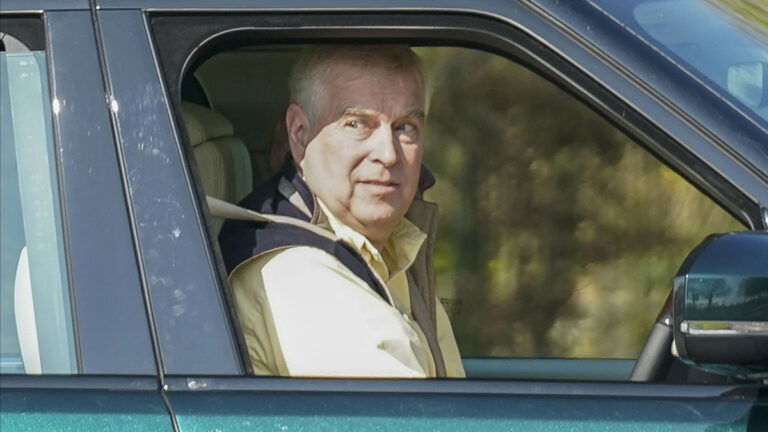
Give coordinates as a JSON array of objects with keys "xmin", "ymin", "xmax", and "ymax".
[
  {"xmin": 417, "ymin": 47, "xmax": 744, "ymax": 359},
  {"xmin": 716, "ymin": 0, "xmax": 768, "ymax": 32}
]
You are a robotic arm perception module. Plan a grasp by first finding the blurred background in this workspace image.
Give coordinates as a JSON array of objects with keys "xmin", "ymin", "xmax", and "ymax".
[{"xmin": 418, "ymin": 47, "xmax": 744, "ymax": 359}]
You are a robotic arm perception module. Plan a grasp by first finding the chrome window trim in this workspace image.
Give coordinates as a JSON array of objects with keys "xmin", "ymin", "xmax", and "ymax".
[{"xmin": 681, "ymin": 320, "xmax": 768, "ymax": 336}]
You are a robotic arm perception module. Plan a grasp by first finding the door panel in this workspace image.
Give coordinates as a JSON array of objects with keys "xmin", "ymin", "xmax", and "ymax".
[
  {"xmin": 169, "ymin": 386, "xmax": 754, "ymax": 431},
  {"xmin": 1, "ymin": 388, "xmax": 170, "ymax": 431}
]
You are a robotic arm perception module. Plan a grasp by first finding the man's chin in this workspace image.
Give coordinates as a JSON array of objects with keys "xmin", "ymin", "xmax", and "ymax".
[{"xmin": 353, "ymin": 205, "xmax": 404, "ymax": 228}]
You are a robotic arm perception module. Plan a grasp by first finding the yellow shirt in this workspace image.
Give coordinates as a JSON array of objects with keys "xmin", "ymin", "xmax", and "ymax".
[{"xmin": 230, "ymin": 202, "xmax": 465, "ymax": 378}]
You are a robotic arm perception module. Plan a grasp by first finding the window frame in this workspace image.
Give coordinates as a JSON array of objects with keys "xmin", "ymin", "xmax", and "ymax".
[
  {"xmin": 46, "ymin": 9, "xmax": 159, "ymax": 376},
  {"xmin": 0, "ymin": 10, "xmax": 158, "ymax": 381},
  {"xmin": 143, "ymin": 9, "xmax": 763, "ymax": 380}
]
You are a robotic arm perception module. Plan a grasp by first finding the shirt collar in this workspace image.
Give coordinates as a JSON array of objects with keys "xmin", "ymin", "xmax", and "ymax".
[{"xmin": 317, "ymin": 200, "xmax": 426, "ymax": 280}]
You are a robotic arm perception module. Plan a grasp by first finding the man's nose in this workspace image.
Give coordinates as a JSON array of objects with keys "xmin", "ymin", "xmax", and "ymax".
[{"xmin": 369, "ymin": 125, "xmax": 398, "ymax": 167}]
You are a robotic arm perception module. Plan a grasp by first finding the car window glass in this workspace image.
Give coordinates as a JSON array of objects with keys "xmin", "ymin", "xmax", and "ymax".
[
  {"xmin": 592, "ymin": 0, "xmax": 768, "ymax": 123},
  {"xmin": 0, "ymin": 30, "xmax": 77, "ymax": 375}
]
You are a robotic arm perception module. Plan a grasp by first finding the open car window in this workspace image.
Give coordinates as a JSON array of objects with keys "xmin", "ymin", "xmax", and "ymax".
[{"xmin": 175, "ymin": 44, "xmax": 742, "ymax": 380}]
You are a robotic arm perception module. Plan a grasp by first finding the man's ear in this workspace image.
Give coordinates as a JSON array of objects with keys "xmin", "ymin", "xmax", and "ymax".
[{"xmin": 285, "ymin": 104, "xmax": 310, "ymax": 165}]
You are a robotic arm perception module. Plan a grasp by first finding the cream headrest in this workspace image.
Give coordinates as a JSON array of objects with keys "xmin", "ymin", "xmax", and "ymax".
[{"xmin": 181, "ymin": 102, "xmax": 235, "ymax": 147}]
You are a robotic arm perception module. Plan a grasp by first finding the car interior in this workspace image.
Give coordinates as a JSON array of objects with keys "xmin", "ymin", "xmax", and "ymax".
[
  {"xmin": 179, "ymin": 46, "xmax": 299, "ymax": 235},
  {"xmin": 175, "ymin": 42, "xmax": 746, "ymax": 383}
]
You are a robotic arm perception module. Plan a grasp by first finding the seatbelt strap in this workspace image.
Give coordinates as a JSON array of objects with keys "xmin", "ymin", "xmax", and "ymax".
[
  {"xmin": 208, "ymin": 195, "xmax": 336, "ymax": 241},
  {"xmin": 209, "ymin": 195, "xmax": 393, "ymax": 304}
]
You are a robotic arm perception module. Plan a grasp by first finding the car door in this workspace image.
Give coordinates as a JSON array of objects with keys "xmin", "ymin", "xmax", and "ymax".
[
  {"xmin": 95, "ymin": 0, "xmax": 766, "ymax": 430},
  {"xmin": 0, "ymin": 2, "xmax": 171, "ymax": 430}
]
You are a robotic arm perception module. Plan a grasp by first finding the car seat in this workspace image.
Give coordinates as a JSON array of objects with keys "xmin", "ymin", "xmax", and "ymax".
[{"xmin": 181, "ymin": 101, "xmax": 253, "ymax": 233}]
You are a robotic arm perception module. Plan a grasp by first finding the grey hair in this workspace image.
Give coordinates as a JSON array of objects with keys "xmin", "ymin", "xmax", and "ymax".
[{"xmin": 288, "ymin": 45, "xmax": 429, "ymax": 123}]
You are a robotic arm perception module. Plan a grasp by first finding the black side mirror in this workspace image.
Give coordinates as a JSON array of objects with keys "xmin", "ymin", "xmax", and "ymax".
[{"xmin": 673, "ymin": 232, "xmax": 768, "ymax": 377}]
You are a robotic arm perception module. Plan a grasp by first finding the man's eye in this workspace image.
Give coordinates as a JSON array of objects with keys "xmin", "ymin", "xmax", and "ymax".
[
  {"xmin": 396, "ymin": 123, "xmax": 416, "ymax": 133},
  {"xmin": 346, "ymin": 120, "xmax": 362, "ymax": 129}
]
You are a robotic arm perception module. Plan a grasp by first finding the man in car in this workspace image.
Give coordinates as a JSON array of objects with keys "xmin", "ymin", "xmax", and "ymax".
[{"xmin": 219, "ymin": 45, "xmax": 464, "ymax": 378}]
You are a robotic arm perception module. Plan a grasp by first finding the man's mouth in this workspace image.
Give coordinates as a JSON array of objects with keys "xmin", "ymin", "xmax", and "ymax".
[
  {"xmin": 359, "ymin": 180, "xmax": 398, "ymax": 186},
  {"xmin": 358, "ymin": 180, "xmax": 400, "ymax": 192}
]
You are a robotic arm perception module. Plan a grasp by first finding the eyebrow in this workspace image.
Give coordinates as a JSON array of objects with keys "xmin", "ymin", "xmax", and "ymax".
[
  {"xmin": 340, "ymin": 107, "xmax": 377, "ymax": 117},
  {"xmin": 406, "ymin": 109, "xmax": 426, "ymax": 120},
  {"xmin": 340, "ymin": 106, "xmax": 426, "ymax": 120}
]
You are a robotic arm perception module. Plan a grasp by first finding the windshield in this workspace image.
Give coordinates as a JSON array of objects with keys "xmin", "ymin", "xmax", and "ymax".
[{"xmin": 589, "ymin": 0, "xmax": 768, "ymax": 125}]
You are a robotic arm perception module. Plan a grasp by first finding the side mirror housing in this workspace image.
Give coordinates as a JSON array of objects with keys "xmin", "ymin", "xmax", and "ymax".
[{"xmin": 673, "ymin": 232, "xmax": 768, "ymax": 374}]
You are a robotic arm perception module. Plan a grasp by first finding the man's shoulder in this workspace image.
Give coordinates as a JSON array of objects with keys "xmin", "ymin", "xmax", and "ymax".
[
  {"xmin": 219, "ymin": 215, "xmax": 333, "ymax": 274},
  {"xmin": 231, "ymin": 245, "xmax": 391, "ymax": 307},
  {"xmin": 233, "ymin": 245, "xmax": 342, "ymax": 276},
  {"xmin": 226, "ymin": 223, "xmax": 391, "ymax": 303},
  {"xmin": 229, "ymin": 246, "xmax": 367, "ymax": 307}
]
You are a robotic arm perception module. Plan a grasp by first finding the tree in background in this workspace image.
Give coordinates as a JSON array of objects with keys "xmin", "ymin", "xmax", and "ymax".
[{"xmin": 418, "ymin": 47, "xmax": 744, "ymax": 358}]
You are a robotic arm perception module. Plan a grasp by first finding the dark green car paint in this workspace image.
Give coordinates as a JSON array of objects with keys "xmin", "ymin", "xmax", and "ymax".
[
  {"xmin": 169, "ymin": 391, "xmax": 756, "ymax": 432},
  {"xmin": 1, "ymin": 386, "xmax": 762, "ymax": 431},
  {"xmin": 0, "ymin": 389, "xmax": 170, "ymax": 431}
]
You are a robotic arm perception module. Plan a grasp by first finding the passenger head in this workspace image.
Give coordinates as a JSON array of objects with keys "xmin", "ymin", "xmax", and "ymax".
[{"xmin": 285, "ymin": 45, "xmax": 427, "ymax": 249}]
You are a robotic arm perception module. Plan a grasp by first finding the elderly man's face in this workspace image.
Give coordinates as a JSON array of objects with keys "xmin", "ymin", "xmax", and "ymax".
[{"xmin": 286, "ymin": 62, "xmax": 425, "ymax": 248}]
